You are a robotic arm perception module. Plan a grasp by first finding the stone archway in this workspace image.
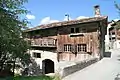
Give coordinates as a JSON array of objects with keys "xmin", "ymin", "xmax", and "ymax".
[{"xmin": 42, "ymin": 59, "xmax": 54, "ymax": 74}]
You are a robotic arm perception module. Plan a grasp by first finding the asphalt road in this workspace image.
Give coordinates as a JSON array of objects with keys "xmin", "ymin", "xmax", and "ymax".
[{"xmin": 63, "ymin": 49, "xmax": 120, "ymax": 80}]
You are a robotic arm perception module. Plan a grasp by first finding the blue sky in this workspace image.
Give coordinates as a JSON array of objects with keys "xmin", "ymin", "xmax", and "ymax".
[{"xmin": 24, "ymin": 0, "xmax": 120, "ymax": 27}]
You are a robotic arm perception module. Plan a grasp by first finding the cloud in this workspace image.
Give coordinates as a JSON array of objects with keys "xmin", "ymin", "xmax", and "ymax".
[
  {"xmin": 26, "ymin": 14, "xmax": 35, "ymax": 20},
  {"xmin": 76, "ymin": 16, "xmax": 89, "ymax": 20},
  {"xmin": 40, "ymin": 17, "xmax": 59, "ymax": 24},
  {"xmin": 114, "ymin": 19, "xmax": 119, "ymax": 22},
  {"xmin": 39, "ymin": 16, "xmax": 89, "ymax": 25}
]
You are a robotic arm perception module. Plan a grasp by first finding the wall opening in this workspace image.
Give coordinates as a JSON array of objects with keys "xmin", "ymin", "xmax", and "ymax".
[{"xmin": 42, "ymin": 59, "xmax": 54, "ymax": 74}]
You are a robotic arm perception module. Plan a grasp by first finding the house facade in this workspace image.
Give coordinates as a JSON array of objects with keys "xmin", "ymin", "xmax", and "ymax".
[
  {"xmin": 105, "ymin": 20, "xmax": 120, "ymax": 50},
  {"xmin": 24, "ymin": 15, "xmax": 107, "ymax": 74}
]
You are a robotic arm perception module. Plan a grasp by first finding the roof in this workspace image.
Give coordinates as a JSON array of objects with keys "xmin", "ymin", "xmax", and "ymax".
[
  {"xmin": 109, "ymin": 19, "xmax": 120, "ymax": 26},
  {"xmin": 24, "ymin": 16, "xmax": 107, "ymax": 32}
]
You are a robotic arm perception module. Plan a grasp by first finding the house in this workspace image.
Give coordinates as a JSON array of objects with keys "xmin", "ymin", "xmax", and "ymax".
[
  {"xmin": 105, "ymin": 20, "xmax": 120, "ymax": 50},
  {"xmin": 24, "ymin": 5, "xmax": 108, "ymax": 74}
]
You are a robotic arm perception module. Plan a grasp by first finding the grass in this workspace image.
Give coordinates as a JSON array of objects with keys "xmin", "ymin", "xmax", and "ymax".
[
  {"xmin": 0, "ymin": 75, "xmax": 55, "ymax": 80},
  {"xmin": 14, "ymin": 76, "xmax": 54, "ymax": 80}
]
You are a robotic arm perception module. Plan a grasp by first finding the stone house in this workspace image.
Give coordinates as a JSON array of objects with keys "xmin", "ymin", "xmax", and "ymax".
[
  {"xmin": 105, "ymin": 20, "xmax": 120, "ymax": 50},
  {"xmin": 24, "ymin": 6, "xmax": 108, "ymax": 74}
]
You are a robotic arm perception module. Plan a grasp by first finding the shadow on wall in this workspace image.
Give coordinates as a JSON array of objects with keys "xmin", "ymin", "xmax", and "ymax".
[
  {"xmin": 117, "ymin": 59, "xmax": 120, "ymax": 61},
  {"xmin": 21, "ymin": 58, "xmax": 42, "ymax": 76},
  {"xmin": 117, "ymin": 55, "xmax": 120, "ymax": 57},
  {"xmin": 114, "ymin": 74, "xmax": 120, "ymax": 80},
  {"xmin": 21, "ymin": 59, "xmax": 55, "ymax": 76},
  {"xmin": 104, "ymin": 52, "xmax": 111, "ymax": 58},
  {"xmin": 117, "ymin": 55, "xmax": 120, "ymax": 61}
]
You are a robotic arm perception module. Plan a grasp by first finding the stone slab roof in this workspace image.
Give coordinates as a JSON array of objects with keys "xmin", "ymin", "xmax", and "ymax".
[{"xmin": 24, "ymin": 16, "xmax": 107, "ymax": 32}]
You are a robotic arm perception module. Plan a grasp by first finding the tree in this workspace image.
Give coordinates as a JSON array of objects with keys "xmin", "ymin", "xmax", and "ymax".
[
  {"xmin": 114, "ymin": 1, "xmax": 120, "ymax": 29},
  {"xmin": 114, "ymin": 1, "xmax": 120, "ymax": 15},
  {"xmin": 0, "ymin": 0, "xmax": 31, "ymax": 72}
]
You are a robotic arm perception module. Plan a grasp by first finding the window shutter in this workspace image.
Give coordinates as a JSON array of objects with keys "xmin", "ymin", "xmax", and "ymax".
[
  {"xmin": 57, "ymin": 45, "xmax": 63, "ymax": 52},
  {"xmin": 72, "ymin": 44, "xmax": 76, "ymax": 53}
]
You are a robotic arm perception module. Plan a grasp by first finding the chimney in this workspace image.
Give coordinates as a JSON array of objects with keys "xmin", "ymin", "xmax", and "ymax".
[{"xmin": 94, "ymin": 5, "xmax": 101, "ymax": 17}]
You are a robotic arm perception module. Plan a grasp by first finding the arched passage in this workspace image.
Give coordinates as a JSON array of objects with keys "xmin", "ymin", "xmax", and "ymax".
[{"xmin": 42, "ymin": 59, "xmax": 54, "ymax": 74}]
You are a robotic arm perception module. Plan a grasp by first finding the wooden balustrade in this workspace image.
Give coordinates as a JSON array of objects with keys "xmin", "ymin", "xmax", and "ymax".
[{"xmin": 30, "ymin": 38, "xmax": 57, "ymax": 47}]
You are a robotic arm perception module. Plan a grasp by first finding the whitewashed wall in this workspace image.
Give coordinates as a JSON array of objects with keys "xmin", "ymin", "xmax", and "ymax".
[
  {"xmin": 29, "ymin": 50, "xmax": 58, "ymax": 72},
  {"xmin": 113, "ymin": 40, "xmax": 120, "ymax": 49}
]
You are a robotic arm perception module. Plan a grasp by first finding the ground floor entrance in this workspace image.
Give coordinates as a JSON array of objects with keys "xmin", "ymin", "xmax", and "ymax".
[{"xmin": 42, "ymin": 59, "xmax": 54, "ymax": 74}]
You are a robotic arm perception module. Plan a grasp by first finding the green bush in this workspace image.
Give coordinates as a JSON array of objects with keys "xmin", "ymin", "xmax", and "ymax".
[{"xmin": 0, "ymin": 75, "xmax": 62, "ymax": 80}]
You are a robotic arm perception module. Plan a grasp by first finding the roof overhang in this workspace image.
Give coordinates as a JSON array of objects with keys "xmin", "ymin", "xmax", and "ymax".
[{"xmin": 24, "ymin": 16, "xmax": 108, "ymax": 32}]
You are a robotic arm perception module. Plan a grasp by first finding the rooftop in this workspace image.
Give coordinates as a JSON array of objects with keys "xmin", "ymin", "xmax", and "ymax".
[{"xmin": 24, "ymin": 16, "xmax": 107, "ymax": 32}]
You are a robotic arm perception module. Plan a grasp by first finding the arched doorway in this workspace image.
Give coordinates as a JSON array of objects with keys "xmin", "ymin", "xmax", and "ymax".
[{"xmin": 42, "ymin": 59, "xmax": 54, "ymax": 74}]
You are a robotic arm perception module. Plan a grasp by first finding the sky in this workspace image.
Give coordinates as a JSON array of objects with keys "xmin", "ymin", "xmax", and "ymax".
[{"xmin": 24, "ymin": 0, "xmax": 120, "ymax": 28}]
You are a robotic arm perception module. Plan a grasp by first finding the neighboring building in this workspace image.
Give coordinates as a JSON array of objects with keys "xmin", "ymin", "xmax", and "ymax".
[
  {"xmin": 24, "ymin": 6, "xmax": 108, "ymax": 74},
  {"xmin": 105, "ymin": 20, "xmax": 120, "ymax": 50}
]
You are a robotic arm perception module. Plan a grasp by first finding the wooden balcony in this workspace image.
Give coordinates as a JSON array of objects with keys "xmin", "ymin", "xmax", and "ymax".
[{"xmin": 31, "ymin": 38, "xmax": 57, "ymax": 47}]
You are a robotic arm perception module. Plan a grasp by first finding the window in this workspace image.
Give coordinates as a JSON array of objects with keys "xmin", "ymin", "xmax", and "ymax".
[
  {"xmin": 112, "ymin": 32, "xmax": 115, "ymax": 35},
  {"xmin": 64, "ymin": 44, "xmax": 72, "ymax": 52},
  {"xmin": 77, "ymin": 44, "xmax": 87, "ymax": 52},
  {"xmin": 109, "ymin": 32, "xmax": 111, "ymax": 35},
  {"xmin": 33, "ymin": 52, "xmax": 41, "ymax": 58},
  {"xmin": 109, "ymin": 37, "xmax": 111, "ymax": 41},
  {"xmin": 71, "ymin": 28, "xmax": 75, "ymax": 33},
  {"xmin": 71, "ymin": 27, "xmax": 86, "ymax": 33},
  {"xmin": 80, "ymin": 28, "xmax": 86, "ymax": 33},
  {"xmin": 75, "ymin": 28, "xmax": 79, "ymax": 33},
  {"xmin": 112, "ymin": 37, "xmax": 116, "ymax": 40},
  {"xmin": 82, "ymin": 28, "xmax": 87, "ymax": 33}
]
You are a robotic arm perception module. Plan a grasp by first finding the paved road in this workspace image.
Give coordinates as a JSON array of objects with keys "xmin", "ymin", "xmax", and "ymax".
[{"xmin": 63, "ymin": 49, "xmax": 120, "ymax": 80}]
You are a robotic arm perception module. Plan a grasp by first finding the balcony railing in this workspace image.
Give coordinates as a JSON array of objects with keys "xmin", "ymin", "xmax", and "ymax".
[{"xmin": 31, "ymin": 38, "xmax": 57, "ymax": 47}]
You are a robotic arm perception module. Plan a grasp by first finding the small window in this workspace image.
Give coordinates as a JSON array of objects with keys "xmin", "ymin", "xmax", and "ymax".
[
  {"xmin": 109, "ymin": 37, "xmax": 111, "ymax": 40},
  {"xmin": 80, "ymin": 28, "xmax": 86, "ymax": 33},
  {"xmin": 75, "ymin": 28, "xmax": 79, "ymax": 33},
  {"xmin": 82, "ymin": 28, "xmax": 87, "ymax": 33},
  {"xmin": 77, "ymin": 44, "xmax": 87, "ymax": 52},
  {"xmin": 71, "ymin": 28, "xmax": 75, "ymax": 33},
  {"xmin": 35, "ymin": 30, "xmax": 39, "ymax": 34},
  {"xmin": 33, "ymin": 52, "xmax": 41, "ymax": 58},
  {"xmin": 112, "ymin": 37, "xmax": 115, "ymax": 40},
  {"xmin": 64, "ymin": 44, "xmax": 72, "ymax": 52},
  {"xmin": 112, "ymin": 32, "xmax": 115, "ymax": 35},
  {"xmin": 109, "ymin": 32, "xmax": 111, "ymax": 35}
]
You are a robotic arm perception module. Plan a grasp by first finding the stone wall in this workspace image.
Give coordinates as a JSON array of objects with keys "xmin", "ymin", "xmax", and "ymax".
[{"xmin": 58, "ymin": 58, "xmax": 98, "ymax": 78}]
